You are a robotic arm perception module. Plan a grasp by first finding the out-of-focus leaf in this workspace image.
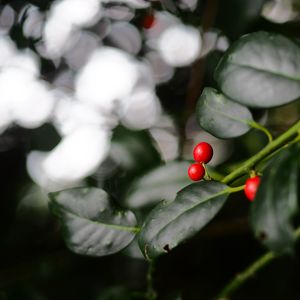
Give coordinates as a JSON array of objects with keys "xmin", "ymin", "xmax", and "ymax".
[
  {"xmin": 49, "ymin": 187, "xmax": 138, "ymax": 256},
  {"xmin": 251, "ymin": 144, "xmax": 299, "ymax": 254},
  {"xmin": 262, "ymin": 0, "xmax": 300, "ymax": 24},
  {"xmin": 125, "ymin": 161, "xmax": 190, "ymax": 209},
  {"xmin": 215, "ymin": 31, "xmax": 300, "ymax": 108}
]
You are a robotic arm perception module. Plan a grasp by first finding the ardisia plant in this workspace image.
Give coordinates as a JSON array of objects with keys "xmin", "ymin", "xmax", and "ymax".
[{"xmin": 49, "ymin": 31, "xmax": 300, "ymax": 300}]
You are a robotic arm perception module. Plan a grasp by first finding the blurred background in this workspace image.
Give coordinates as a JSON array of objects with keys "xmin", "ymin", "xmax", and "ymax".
[{"xmin": 0, "ymin": 0, "xmax": 300, "ymax": 299}]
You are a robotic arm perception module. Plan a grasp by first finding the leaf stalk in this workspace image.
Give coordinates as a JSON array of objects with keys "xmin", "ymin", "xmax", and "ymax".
[{"xmin": 222, "ymin": 119, "xmax": 300, "ymax": 184}]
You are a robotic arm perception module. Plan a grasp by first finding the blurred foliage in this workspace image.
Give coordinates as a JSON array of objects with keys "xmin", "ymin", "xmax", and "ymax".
[{"xmin": 0, "ymin": 1, "xmax": 300, "ymax": 300}]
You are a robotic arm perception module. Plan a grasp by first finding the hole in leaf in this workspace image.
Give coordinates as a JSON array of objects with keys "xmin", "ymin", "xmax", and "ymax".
[{"xmin": 163, "ymin": 244, "xmax": 170, "ymax": 252}]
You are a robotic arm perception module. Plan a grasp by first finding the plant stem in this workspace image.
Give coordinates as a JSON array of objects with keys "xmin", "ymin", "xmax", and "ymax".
[
  {"xmin": 222, "ymin": 119, "xmax": 300, "ymax": 184},
  {"xmin": 216, "ymin": 227, "xmax": 300, "ymax": 300},
  {"xmin": 248, "ymin": 121, "xmax": 273, "ymax": 143},
  {"xmin": 146, "ymin": 260, "xmax": 157, "ymax": 300},
  {"xmin": 250, "ymin": 130, "xmax": 300, "ymax": 175},
  {"xmin": 216, "ymin": 252, "xmax": 275, "ymax": 300},
  {"xmin": 215, "ymin": 121, "xmax": 300, "ymax": 299},
  {"xmin": 295, "ymin": 227, "xmax": 300, "ymax": 239},
  {"xmin": 228, "ymin": 185, "xmax": 245, "ymax": 193}
]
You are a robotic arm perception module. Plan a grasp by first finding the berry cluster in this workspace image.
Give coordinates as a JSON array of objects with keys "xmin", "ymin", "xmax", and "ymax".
[
  {"xmin": 188, "ymin": 142, "xmax": 261, "ymax": 202},
  {"xmin": 188, "ymin": 142, "xmax": 213, "ymax": 181}
]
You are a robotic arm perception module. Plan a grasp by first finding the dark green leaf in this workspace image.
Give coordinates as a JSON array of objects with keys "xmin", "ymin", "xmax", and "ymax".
[
  {"xmin": 138, "ymin": 181, "xmax": 229, "ymax": 260},
  {"xmin": 215, "ymin": 31, "xmax": 300, "ymax": 108},
  {"xmin": 123, "ymin": 236, "xmax": 144, "ymax": 259},
  {"xmin": 197, "ymin": 87, "xmax": 253, "ymax": 138},
  {"xmin": 251, "ymin": 144, "xmax": 299, "ymax": 254},
  {"xmin": 49, "ymin": 187, "xmax": 138, "ymax": 256},
  {"xmin": 125, "ymin": 161, "xmax": 190, "ymax": 209}
]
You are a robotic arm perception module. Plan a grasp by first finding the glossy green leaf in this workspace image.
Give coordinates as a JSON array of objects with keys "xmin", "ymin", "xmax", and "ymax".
[
  {"xmin": 123, "ymin": 236, "xmax": 144, "ymax": 259},
  {"xmin": 197, "ymin": 87, "xmax": 253, "ymax": 138},
  {"xmin": 138, "ymin": 181, "xmax": 229, "ymax": 260},
  {"xmin": 125, "ymin": 161, "xmax": 190, "ymax": 209},
  {"xmin": 215, "ymin": 31, "xmax": 300, "ymax": 108},
  {"xmin": 251, "ymin": 144, "xmax": 299, "ymax": 254},
  {"xmin": 49, "ymin": 187, "xmax": 138, "ymax": 256}
]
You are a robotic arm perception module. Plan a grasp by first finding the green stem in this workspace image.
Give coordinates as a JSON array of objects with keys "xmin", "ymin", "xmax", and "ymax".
[
  {"xmin": 295, "ymin": 227, "xmax": 300, "ymax": 239},
  {"xmin": 222, "ymin": 119, "xmax": 300, "ymax": 184},
  {"xmin": 253, "ymin": 130, "xmax": 300, "ymax": 173},
  {"xmin": 248, "ymin": 121, "xmax": 273, "ymax": 143},
  {"xmin": 146, "ymin": 260, "xmax": 157, "ymax": 300},
  {"xmin": 216, "ymin": 227, "xmax": 300, "ymax": 300},
  {"xmin": 216, "ymin": 251, "xmax": 275, "ymax": 300},
  {"xmin": 214, "ymin": 121, "xmax": 300, "ymax": 299},
  {"xmin": 228, "ymin": 185, "xmax": 245, "ymax": 193}
]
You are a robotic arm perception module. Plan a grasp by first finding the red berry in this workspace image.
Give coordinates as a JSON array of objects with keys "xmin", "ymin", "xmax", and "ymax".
[
  {"xmin": 142, "ymin": 14, "xmax": 155, "ymax": 29},
  {"xmin": 244, "ymin": 176, "xmax": 261, "ymax": 201},
  {"xmin": 193, "ymin": 142, "xmax": 213, "ymax": 164},
  {"xmin": 188, "ymin": 163, "xmax": 205, "ymax": 181}
]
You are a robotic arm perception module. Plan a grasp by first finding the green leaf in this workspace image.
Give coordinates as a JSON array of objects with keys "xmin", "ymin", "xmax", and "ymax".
[
  {"xmin": 138, "ymin": 181, "xmax": 229, "ymax": 260},
  {"xmin": 250, "ymin": 144, "xmax": 299, "ymax": 254},
  {"xmin": 215, "ymin": 31, "xmax": 300, "ymax": 108},
  {"xmin": 125, "ymin": 161, "xmax": 190, "ymax": 209},
  {"xmin": 49, "ymin": 187, "xmax": 138, "ymax": 257},
  {"xmin": 197, "ymin": 87, "xmax": 253, "ymax": 139},
  {"xmin": 123, "ymin": 236, "xmax": 145, "ymax": 259}
]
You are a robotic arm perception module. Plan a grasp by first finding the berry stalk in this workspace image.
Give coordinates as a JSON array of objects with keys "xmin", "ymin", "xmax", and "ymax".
[{"xmin": 222, "ymin": 119, "xmax": 300, "ymax": 184}]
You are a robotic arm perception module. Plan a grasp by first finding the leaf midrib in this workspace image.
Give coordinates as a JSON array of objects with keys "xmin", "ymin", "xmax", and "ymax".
[
  {"xmin": 202, "ymin": 96, "xmax": 251, "ymax": 125},
  {"xmin": 55, "ymin": 202, "xmax": 139, "ymax": 233},
  {"xmin": 230, "ymin": 61, "xmax": 300, "ymax": 82},
  {"xmin": 145, "ymin": 186, "xmax": 228, "ymax": 246}
]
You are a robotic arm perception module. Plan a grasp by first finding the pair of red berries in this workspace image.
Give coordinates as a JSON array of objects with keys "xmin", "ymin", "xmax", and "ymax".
[
  {"xmin": 187, "ymin": 142, "xmax": 261, "ymax": 202},
  {"xmin": 188, "ymin": 142, "xmax": 213, "ymax": 181}
]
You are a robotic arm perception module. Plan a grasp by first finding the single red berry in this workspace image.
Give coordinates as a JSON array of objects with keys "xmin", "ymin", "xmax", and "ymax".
[
  {"xmin": 244, "ymin": 176, "xmax": 261, "ymax": 201},
  {"xmin": 193, "ymin": 142, "xmax": 213, "ymax": 164},
  {"xmin": 188, "ymin": 163, "xmax": 205, "ymax": 181},
  {"xmin": 142, "ymin": 14, "xmax": 155, "ymax": 29}
]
